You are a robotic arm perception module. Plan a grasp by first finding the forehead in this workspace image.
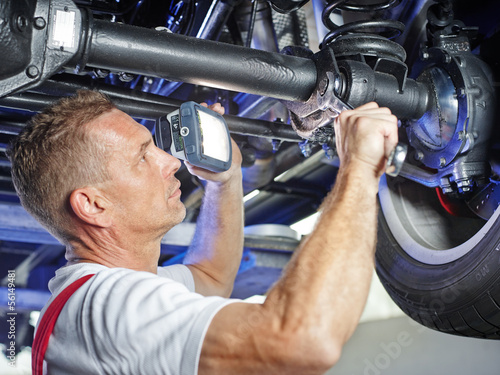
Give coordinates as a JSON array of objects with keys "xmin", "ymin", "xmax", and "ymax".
[{"xmin": 87, "ymin": 108, "xmax": 151, "ymax": 150}]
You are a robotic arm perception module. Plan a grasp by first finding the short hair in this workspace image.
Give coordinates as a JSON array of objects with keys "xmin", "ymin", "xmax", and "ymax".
[{"xmin": 7, "ymin": 90, "xmax": 116, "ymax": 243}]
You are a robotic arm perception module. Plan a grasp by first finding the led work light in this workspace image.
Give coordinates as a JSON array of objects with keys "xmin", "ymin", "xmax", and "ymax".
[{"xmin": 154, "ymin": 102, "xmax": 232, "ymax": 172}]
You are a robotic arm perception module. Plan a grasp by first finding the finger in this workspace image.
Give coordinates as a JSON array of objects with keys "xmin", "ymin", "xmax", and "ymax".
[
  {"xmin": 185, "ymin": 161, "xmax": 211, "ymax": 174},
  {"xmin": 355, "ymin": 107, "xmax": 393, "ymax": 116},
  {"xmin": 208, "ymin": 102, "xmax": 225, "ymax": 115},
  {"xmin": 344, "ymin": 108, "xmax": 394, "ymax": 121},
  {"xmin": 368, "ymin": 117, "xmax": 398, "ymax": 159},
  {"xmin": 354, "ymin": 101, "xmax": 379, "ymax": 110},
  {"xmin": 199, "ymin": 102, "xmax": 225, "ymax": 115},
  {"xmin": 185, "ymin": 162, "xmax": 215, "ymax": 179},
  {"xmin": 384, "ymin": 124, "xmax": 399, "ymax": 160},
  {"xmin": 340, "ymin": 105, "xmax": 392, "ymax": 122},
  {"xmin": 343, "ymin": 112, "xmax": 397, "ymax": 129},
  {"xmin": 333, "ymin": 116, "xmax": 342, "ymax": 145},
  {"xmin": 337, "ymin": 105, "xmax": 390, "ymax": 125}
]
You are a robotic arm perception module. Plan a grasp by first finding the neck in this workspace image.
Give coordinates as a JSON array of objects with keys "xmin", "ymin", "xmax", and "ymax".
[{"xmin": 66, "ymin": 227, "xmax": 161, "ymax": 274}]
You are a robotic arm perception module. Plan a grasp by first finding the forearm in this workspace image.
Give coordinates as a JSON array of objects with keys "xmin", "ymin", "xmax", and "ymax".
[
  {"xmin": 265, "ymin": 162, "xmax": 379, "ymax": 347},
  {"xmin": 199, "ymin": 164, "xmax": 380, "ymax": 375},
  {"xmin": 184, "ymin": 172, "xmax": 244, "ymax": 297}
]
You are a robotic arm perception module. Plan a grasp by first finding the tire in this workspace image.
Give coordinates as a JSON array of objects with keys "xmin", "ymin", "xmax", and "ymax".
[{"xmin": 376, "ymin": 174, "xmax": 500, "ymax": 339}]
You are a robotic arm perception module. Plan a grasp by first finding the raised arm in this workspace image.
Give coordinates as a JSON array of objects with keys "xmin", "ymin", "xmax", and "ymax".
[
  {"xmin": 182, "ymin": 103, "xmax": 244, "ymax": 297},
  {"xmin": 199, "ymin": 102, "xmax": 399, "ymax": 374}
]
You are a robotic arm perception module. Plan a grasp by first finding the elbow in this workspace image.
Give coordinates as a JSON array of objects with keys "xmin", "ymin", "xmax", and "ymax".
[
  {"xmin": 295, "ymin": 338, "xmax": 342, "ymax": 373},
  {"xmin": 272, "ymin": 330, "xmax": 343, "ymax": 374},
  {"xmin": 314, "ymin": 341, "xmax": 342, "ymax": 371}
]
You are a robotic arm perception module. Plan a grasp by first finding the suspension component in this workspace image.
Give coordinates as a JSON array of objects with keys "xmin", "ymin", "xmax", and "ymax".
[
  {"xmin": 404, "ymin": 4, "xmax": 496, "ymax": 199},
  {"xmin": 321, "ymin": 0, "xmax": 404, "ymax": 48},
  {"xmin": 282, "ymin": 0, "xmax": 422, "ymax": 178}
]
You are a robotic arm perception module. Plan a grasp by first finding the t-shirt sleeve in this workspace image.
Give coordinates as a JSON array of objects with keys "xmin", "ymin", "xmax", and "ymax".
[
  {"xmin": 62, "ymin": 268, "xmax": 237, "ymax": 375},
  {"xmin": 157, "ymin": 264, "xmax": 196, "ymax": 292}
]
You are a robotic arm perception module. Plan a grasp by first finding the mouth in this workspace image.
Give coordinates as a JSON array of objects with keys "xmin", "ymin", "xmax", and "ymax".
[{"xmin": 168, "ymin": 180, "xmax": 182, "ymax": 199}]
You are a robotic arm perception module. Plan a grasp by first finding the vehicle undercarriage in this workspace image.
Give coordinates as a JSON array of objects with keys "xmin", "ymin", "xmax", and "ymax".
[{"xmin": 0, "ymin": 0, "xmax": 499, "ymax": 353}]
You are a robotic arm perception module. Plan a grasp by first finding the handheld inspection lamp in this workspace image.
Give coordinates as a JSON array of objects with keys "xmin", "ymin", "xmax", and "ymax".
[{"xmin": 154, "ymin": 102, "xmax": 232, "ymax": 172}]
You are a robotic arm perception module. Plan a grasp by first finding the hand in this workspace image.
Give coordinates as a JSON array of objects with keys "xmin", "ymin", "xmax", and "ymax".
[
  {"xmin": 184, "ymin": 103, "xmax": 243, "ymax": 185},
  {"xmin": 334, "ymin": 102, "xmax": 398, "ymax": 178}
]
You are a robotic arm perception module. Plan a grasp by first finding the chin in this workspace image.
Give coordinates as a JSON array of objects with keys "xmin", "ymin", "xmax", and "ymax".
[
  {"xmin": 176, "ymin": 204, "xmax": 187, "ymax": 223},
  {"xmin": 168, "ymin": 201, "xmax": 187, "ymax": 226}
]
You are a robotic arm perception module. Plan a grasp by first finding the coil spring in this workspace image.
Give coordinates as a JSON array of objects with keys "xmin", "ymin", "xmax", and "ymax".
[{"xmin": 321, "ymin": 0, "xmax": 404, "ymax": 49}]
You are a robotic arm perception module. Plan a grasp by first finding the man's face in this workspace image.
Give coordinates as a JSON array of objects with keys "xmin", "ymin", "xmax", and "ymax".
[{"xmin": 90, "ymin": 109, "xmax": 186, "ymax": 236}]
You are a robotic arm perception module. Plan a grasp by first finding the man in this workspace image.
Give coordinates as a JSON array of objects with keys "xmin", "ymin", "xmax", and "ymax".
[{"xmin": 8, "ymin": 90, "xmax": 398, "ymax": 374}]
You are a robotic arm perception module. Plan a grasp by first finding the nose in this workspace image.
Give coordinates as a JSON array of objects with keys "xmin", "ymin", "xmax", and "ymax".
[{"xmin": 155, "ymin": 146, "xmax": 181, "ymax": 177}]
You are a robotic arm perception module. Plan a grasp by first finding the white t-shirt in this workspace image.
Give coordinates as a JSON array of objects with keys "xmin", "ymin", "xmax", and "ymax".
[{"xmin": 37, "ymin": 263, "xmax": 236, "ymax": 375}]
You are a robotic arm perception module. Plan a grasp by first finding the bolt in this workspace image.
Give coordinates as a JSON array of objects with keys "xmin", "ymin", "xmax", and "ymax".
[
  {"xmin": 439, "ymin": 157, "xmax": 446, "ymax": 167},
  {"xmin": 34, "ymin": 17, "xmax": 46, "ymax": 29},
  {"xmin": 456, "ymin": 178, "xmax": 473, "ymax": 194},
  {"xmin": 118, "ymin": 72, "xmax": 134, "ymax": 82},
  {"xmin": 456, "ymin": 179, "xmax": 471, "ymax": 188},
  {"xmin": 414, "ymin": 151, "xmax": 424, "ymax": 161},
  {"xmin": 26, "ymin": 65, "xmax": 39, "ymax": 78},
  {"xmin": 421, "ymin": 51, "xmax": 430, "ymax": 61},
  {"xmin": 441, "ymin": 186, "xmax": 454, "ymax": 194},
  {"xmin": 16, "ymin": 15, "xmax": 28, "ymax": 32},
  {"xmin": 94, "ymin": 69, "xmax": 110, "ymax": 79},
  {"xmin": 457, "ymin": 88, "xmax": 466, "ymax": 98}
]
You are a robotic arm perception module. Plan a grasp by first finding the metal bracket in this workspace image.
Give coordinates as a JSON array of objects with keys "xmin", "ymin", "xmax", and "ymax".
[
  {"xmin": 0, "ymin": 0, "xmax": 82, "ymax": 98},
  {"xmin": 280, "ymin": 47, "xmax": 344, "ymax": 139}
]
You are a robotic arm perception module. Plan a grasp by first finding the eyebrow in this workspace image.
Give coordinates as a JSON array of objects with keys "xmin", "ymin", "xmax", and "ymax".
[{"xmin": 135, "ymin": 138, "xmax": 153, "ymax": 160}]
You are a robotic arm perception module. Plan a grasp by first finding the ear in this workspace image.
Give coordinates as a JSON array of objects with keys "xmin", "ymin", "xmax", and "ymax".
[{"xmin": 69, "ymin": 187, "xmax": 112, "ymax": 228}]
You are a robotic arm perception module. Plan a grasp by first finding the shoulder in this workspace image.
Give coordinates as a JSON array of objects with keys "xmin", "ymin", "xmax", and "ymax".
[
  {"xmin": 48, "ymin": 263, "xmax": 108, "ymax": 294},
  {"xmin": 49, "ymin": 263, "xmax": 191, "ymax": 297}
]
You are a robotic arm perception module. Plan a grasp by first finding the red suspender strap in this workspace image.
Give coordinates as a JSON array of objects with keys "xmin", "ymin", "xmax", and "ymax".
[{"xmin": 32, "ymin": 274, "xmax": 95, "ymax": 375}]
